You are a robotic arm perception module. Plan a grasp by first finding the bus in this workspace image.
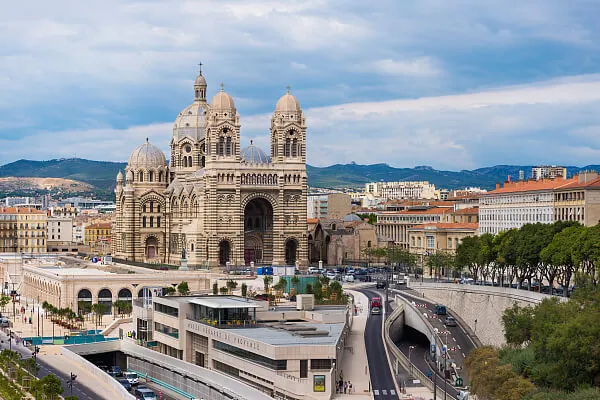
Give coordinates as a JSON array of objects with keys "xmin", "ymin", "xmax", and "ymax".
[{"xmin": 370, "ymin": 297, "xmax": 382, "ymax": 314}]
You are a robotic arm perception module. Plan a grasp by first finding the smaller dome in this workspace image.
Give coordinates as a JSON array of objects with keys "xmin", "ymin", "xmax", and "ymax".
[
  {"xmin": 128, "ymin": 139, "xmax": 167, "ymax": 169},
  {"xmin": 210, "ymin": 84, "xmax": 236, "ymax": 111},
  {"xmin": 343, "ymin": 213, "xmax": 362, "ymax": 222},
  {"xmin": 275, "ymin": 89, "xmax": 301, "ymax": 112},
  {"xmin": 116, "ymin": 171, "xmax": 123, "ymax": 181},
  {"xmin": 241, "ymin": 141, "xmax": 271, "ymax": 164},
  {"xmin": 195, "ymin": 72, "xmax": 206, "ymax": 87}
]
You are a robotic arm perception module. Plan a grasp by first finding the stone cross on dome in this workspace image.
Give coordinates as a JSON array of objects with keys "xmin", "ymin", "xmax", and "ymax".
[
  {"xmin": 198, "ymin": 62, "xmax": 203, "ymax": 73},
  {"xmin": 286, "ymin": 85, "xmax": 291, "ymax": 93}
]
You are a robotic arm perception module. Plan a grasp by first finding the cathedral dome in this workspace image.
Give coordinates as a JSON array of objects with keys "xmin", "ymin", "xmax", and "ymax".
[
  {"xmin": 128, "ymin": 139, "xmax": 167, "ymax": 168},
  {"xmin": 241, "ymin": 141, "xmax": 271, "ymax": 164},
  {"xmin": 173, "ymin": 102, "xmax": 208, "ymax": 141},
  {"xmin": 275, "ymin": 90, "xmax": 301, "ymax": 113},
  {"xmin": 210, "ymin": 85, "xmax": 236, "ymax": 111}
]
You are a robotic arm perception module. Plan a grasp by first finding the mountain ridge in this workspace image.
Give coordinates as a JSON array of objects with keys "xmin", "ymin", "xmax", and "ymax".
[{"xmin": 1, "ymin": 158, "xmax": 599, "ymax": 193}]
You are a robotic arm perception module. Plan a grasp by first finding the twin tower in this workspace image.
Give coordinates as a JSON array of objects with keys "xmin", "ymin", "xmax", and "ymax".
[{"xmin": 112, "ymin": 66, "xmax": 309, "ymax": 268}]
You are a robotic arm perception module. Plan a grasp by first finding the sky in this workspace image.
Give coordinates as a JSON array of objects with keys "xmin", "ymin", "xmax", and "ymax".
[{"xmin": 1, "ymin": 0, "xmax": 600, "ymax": 170}]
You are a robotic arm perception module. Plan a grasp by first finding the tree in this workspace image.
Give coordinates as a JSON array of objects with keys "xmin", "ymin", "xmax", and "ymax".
[
  {"xmin": 263, "ymin": 276, "xmax": 273, "ymax": 293},
  {"xmin": 0, "ymin": 295, "xmax": 10, "ymax": 313},
  {"xmin": 34, "ymin": 373, "xmax": 63, "ymax": 399},
  {"xmin": 226, "ymin": 280, "xmax": 238, "ymax": 295},
  {"xmin": 241, "ymin": 283, "xmax": 248, "ymax": 298},
  {"xmin": 456, "ymin": 236, "xmax": 482, "ymax": 281},
  {"xmin": 22, "ymin": 356, "xmax": 40, "ymax": 376},
  {"xmin": 177, "ymin": 281, "xmax": 190, "ymax": 296},
  {"xmin": 502, "ymin": 303, "xmax": 534, "ymax": 346},
  {"xmin": 355, "ymin": 213, "xmax": 376, "ymax": 225},
  {"xmin": 212, "ymin": 283, "xmax": 218, "ymax": 295},
  {"xmin": 219, "ymin": 286, "xmax": 229, "ymax": 295},
  {"xmin": 305, "ymin": 283, "xmax": 313, "ymax": 294},
  {"xmin": 163, "ymin": 287, "xmax": 176, "ymax": 296},
  {"xmin": 290, "ymin": 275, "xmax": 300, "ymax": 295}
]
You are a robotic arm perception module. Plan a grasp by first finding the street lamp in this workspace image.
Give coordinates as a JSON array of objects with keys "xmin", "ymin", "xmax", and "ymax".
[{"xmin": 408, "ymin": 345, "xmax": 416, "ymax": 378}]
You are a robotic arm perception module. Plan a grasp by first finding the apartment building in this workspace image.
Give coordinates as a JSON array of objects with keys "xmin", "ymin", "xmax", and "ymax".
[
  {"xmin": 0, "ymin": 213, "xmax": 18, "ymax": 252},
  {"xmin": 375, "ymin": 207, "xmax": 452, "ymax": 248},
  {"xmin": 408, "ymin": 222, "xmax": 479, "ymax": 256},
  {"xmin": 365, "ymin": 181, "xmax": 436, "ymax": 200},
  {"xmin": 307, "ymin": 193, "xmax": 352, "ymax": 219},
  {"xmin": 0, "ymin": 207, "xmax": 47, "ymax": 253},
  {"xmin": 531, "ymin": 165, "xmax": 567, "ymax": 181},
  {"xmin": 553, "ymin": 171, "xmax": 600, "ymax": 226},
  {"xmin": 85, "ymin": 222, "xmax": 112, "ymax": 254}
]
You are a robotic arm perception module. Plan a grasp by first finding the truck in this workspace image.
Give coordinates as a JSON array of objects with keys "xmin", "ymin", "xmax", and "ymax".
[{"xmin": 370, "ymin": 297, "xmax": 382, "ymax": 314}]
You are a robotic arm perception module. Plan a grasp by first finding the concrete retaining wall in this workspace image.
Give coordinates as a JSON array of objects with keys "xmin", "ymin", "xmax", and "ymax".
[
  {"xmin": 61, "ymin": 345, "xmax": 136, "ymax": 400},
  {"xmin": 407, "ymin": 283, "xmax": 559, "ymax": 347}
]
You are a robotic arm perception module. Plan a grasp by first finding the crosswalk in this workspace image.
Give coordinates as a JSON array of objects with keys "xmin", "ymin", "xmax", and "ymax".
[{"xmin": 373, "ymin": 388, "xmax": 397, "ymax": 397}]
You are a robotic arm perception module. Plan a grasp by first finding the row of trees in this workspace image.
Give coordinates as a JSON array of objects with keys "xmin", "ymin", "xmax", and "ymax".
[
  {"xmin": 465, "ymin": 273, "xmax": 600, "ymax": 399},
  {"xmin": 455, "ymin": 221, "xmax": 600, "ymax": 295}
]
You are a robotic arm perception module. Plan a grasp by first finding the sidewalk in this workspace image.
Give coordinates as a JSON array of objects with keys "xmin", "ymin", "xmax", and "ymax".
[{"xmin": 334, "ymin": 290, "xmax": 372, "ymax": 399}]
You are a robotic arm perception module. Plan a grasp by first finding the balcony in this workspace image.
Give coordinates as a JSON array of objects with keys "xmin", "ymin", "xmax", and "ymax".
[{"xmin": 186, "ymin": 314, "xmax": 258, "ymax": 329}]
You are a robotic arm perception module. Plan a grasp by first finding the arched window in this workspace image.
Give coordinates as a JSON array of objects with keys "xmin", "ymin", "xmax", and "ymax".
[
  {"xmin": 142, "ymin": 216, "xmax": 147, "ymax": 228},
  {"xmin": 183, "ymin": 157, "xmax": 188, "ymax": 167},
  {"xmin": 284, "ymin": 138, "xmax": 291, "ymax": 157},
  {"xmin": 158, "ymin": 171, "xmax": 163, "ymax": 182},
  {"xmin": 218, "ymin": 137, "xmax": 225, "ymax": 155},
  {"xmin": 157, "ymin": 204, "xmax": 161, "ymax": 213},
  {"xmin": 188, "ymin": 156, "xmax": 193, "ymax": 166},
  {"xmin": 150, "ymin": 202, "xmax": 154, "ymax": 212},
  {"xmin": 292, "ymin": 139, "xmax": 298, "ymax": 157},
  {"xmin": 150, "ymin": 216, "xmax": 154, "ymax": 228},
  {"xmin": 139, "ymin": 171, "xmax": 144, "ymax": 182},
  {"xmin": 226, "ymin": 137, "xmax": 232, "ymax": 156},
  {"xmin": 157, "ymin": 217, "xmax": 161, "ymax": 227},
  {"xmin": 149, "ymin": 171, "xmax": 154, "ymax": 182},
  {"xmin": 143, "ymin": 204, "xmax": 147, "ymax": 213}
]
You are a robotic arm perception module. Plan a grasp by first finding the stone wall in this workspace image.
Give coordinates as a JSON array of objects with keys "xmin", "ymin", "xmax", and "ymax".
[{"xmin": 406, "ymin": 283, "xmax": 557, "ymax": 347}]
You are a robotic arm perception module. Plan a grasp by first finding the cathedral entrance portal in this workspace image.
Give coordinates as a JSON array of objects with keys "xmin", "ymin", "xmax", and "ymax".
[
  {"xmin": 244, "ymin": 198, "xmax": 273, "ymax": 265},
  {"xmin": 219, "ymin": 240, "xmax": 231, "ymax": 266},
  {"xmin": 285, "ymin": 238, "xmax": 298, "ymax": 266},
  {"xmin": 146, "ymin": 237, "xmax": 158, "ymax": 259}
]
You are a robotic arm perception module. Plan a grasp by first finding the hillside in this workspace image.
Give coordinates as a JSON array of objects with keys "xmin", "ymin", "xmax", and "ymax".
[{"xmin": 1, "ymin": 158, "xmax": 599, "ymax": 194}]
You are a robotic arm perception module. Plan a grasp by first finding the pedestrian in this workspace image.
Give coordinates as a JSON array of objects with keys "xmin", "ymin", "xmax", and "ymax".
[
  {"xmin": 344, "ymin": 381, "xmax": 348, "ymax": 394},
  {"xmin": 349, "ymin": 381, "xmax": 353, "ymax": 393}
]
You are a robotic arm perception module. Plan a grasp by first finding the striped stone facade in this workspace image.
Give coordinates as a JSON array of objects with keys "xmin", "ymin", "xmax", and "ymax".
[{"xmin": 112, "ymin": 69, "xmax": 308, "ymax": 268}]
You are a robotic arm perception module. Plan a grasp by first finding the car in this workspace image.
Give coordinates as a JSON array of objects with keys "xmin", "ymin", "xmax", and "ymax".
[
  {"xmin": 0, "ymin": 317, "xmax": 9, "ymax": 328},
  {"xmin": 326, "ymin": 272, "xmax": 336, "ymax": 280},
  {"xmin": 109, "ymin": 366, "xmax": 123, "ymax": 377},
  {"xmin": 343, "ymin": 274, "xmax": 355, "ymax": 283},
  {"xmin": 444, "ymin": 316, "xmax": 457, "ymax": 327},
  {"xmin": 96, "ymin": 364, "xmax": 109, "ymax": 373},
  {"xmin": 134, "ymin": 387, "xmax": 157, "ymax": 400},
  {"xmin": 118, "ymin": 378, "xmax": 132, "ymax": 391},
  {"xmin": 308, "ymin": 267, "xmax": 319, "ymax": 274},
  {"xmin": 434, "ymin": 304, "xmax": 447, "ymax": 315},
  {"xmin": 376, "ymin": 281, "xmax": 387, "ymax": 289},
  {"xmin": 124, "ymin": 371, "xmax": 139, "ymax": 385},
  {"xmin": 254, "ymin": 293, "xmax": 269, "ymax": 301},
  {"xmin": 159, "ymin": 265, "xmax": 169, "ymax": 271},
  {"xmin": 456, "ymin": 390, "xmax": 470, "ymax": 400}
]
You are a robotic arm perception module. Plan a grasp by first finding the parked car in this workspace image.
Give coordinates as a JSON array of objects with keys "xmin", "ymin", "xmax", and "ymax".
[
  {"xmin": 109, "ymin": 366, "xmax": 123, "ymax": 377},
  {"xmin": 456, "ymin": 390, "xmax": 470, "ymax": 400},
  {"xmin": 444, "ymin": 316, "xmax": 457, "ymax": 327},
  {"xmin": 254, "ymin": 293, "xmax": 269, "ymax": 301},
  {"xmin": 118, "ymin": 378, "xmax": 132, "ymax": 391},
  {"xmin": 343, "ymin": 274, "xmax": 355, "ymax": 283},
  {"xmin": 0, "ymin": 317, "xmax": 10, "ymax": 328},
  {"xmin": 124, "ymin": 371, "xmax": 139, "ymax": 385},
  {"xmin": 308, "ymin": 267, "xmax": 319, "ymax": 274},
  {"xmin": 376, "ymin": 281, "xmax": 387, "ymax": 289},
  {"xmin": 326, "ymin": 271, "xmax": 336, "ymax": 280}
]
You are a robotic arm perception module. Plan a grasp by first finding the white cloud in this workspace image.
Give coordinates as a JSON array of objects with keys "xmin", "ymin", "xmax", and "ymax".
[
  {"xmin": 373, "ymin": 57, "xmax": 442, "ymax": 77},
  {"xmin": 2, "ymin": 74, "xmax": 600, "ymax": 171}
]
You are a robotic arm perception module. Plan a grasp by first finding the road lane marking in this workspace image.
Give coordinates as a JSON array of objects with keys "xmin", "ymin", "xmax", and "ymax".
[
  {"xmin": 391, "ymin": 389, "xmax": 396, "ymax": 395},
  {"xmin": 382, "ymin": 389, "xmax": 388, "ymax": 395},
  {"xmin": 453, "ymin": 337, "xmax": 456, "ymax": 342},
  {"xmin": 462, "ymin": 352, "xmax": 466, "ymax": 358},
  {"xmin": 374, "ymin": 389, "xmax": 380, "ymax": 395},
  {"xmin": 457, "ymin": 344, "xmax": 461, "ymax": 350}
]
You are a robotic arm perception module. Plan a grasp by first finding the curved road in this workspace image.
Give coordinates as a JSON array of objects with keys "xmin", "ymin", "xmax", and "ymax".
[{"xmin": 360, "ymin": 289, "xmax": 399, "ymax": 400}]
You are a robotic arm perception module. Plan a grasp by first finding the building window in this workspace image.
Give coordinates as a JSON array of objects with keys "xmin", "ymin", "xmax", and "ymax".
[
  {"xmin": 157, "ymin": 217, "xmax": 161, "ymax": 228},
  {"xmin": 142, "ymin": 216, "xmax": 147, "ymax": 228},
  {"xmin": 214, "ymin": 341, "xmax": 287, "ymax": 370},
  {"xmin": 154, "ymin": 303, "xmax": 179, "ymax": 317},
  {"xmin": 300, "ymin": 360, "xmax": 308, "ymax": 378},
  {"xmin": 149, "ymin": 216, "xmax": 154, "ymax": 228},
  {"xmin": 311, "ymin": 359, "xmax": 333, "ymax": 370}
]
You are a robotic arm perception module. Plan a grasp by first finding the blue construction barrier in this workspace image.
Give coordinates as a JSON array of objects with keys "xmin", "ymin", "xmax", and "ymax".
[
  {"xmin": 23, "ymin": 334, "xmax": 118, "ymax": 346},
  {"xmin": 129, "ymin": 369, "xmax": 195, "ymax": 399}
]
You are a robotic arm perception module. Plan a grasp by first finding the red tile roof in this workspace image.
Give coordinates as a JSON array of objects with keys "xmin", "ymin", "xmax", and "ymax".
[
  {"xmin": 555, "ymin": 176, "xmax": 600, "ymax": 190},
  {"xmin": 86, "ymin": 222, "xmax": 112, "ymax": 230},
  {"xmin": 307, "ymin": 218, "xmax": 319, "ymax": 224},
  {"xmin": 0, "ymin": 207, "xmax": 45, "ymax": 214},
  {"xmin": 379, "ymin": 207, "xmax": 452, "ymax": 215},
  {"xmin": 485, "ymin": 177, "xmax": 576, "ymax": 194},
  {"xmin": 453, "ymin": 207, "xmax": 479, "ymax": 215}
]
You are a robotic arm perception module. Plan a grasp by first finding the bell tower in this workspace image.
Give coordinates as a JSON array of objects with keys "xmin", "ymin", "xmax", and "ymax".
[{"xmin": 270, "ymin": 87, "xmax": 306, "ymax": 165}]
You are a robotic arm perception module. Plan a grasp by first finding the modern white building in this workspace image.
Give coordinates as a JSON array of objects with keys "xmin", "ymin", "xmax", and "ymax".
[
  {"xmin": 365, "ymin": 181, "xmax": 436, "ymax": 200},
  {"xmin": 47, "ymin": 216, "xmax": 74, "ymax": 242},
  {"xmin": 136, "ymin": 294, "xmax": 351, "ymax": 399},
  {"xmin": 307, "ymin": 193, "xmax": 351, "ymax": 219}
]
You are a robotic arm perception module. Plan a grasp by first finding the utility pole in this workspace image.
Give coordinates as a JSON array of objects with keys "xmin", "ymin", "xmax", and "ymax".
[{"xmin": 68, "ymin": 372, "xmax": 77, "ymax": 397}]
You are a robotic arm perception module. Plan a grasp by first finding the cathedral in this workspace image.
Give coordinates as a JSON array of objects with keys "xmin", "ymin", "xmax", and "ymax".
[{"xmin": 112, "ymin": 67, "xmax": 308, "ymax": 268}]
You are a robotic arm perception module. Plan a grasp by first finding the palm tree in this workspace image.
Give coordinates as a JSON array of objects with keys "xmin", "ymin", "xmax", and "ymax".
[
  {"xmin": 226, "ymin": 279, "xmax": 238, "ymax": 295},
  {"xmin": 263, "ymin": 276, "xmax": 273, "ymax": 293}
]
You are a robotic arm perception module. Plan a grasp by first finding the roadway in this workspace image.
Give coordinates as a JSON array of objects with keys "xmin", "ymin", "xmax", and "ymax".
[
  {"xmin": 391, "ymin": 286, "xmax": 476, "ymax": 397},
  {"xmin": 0, "ymin": 329, "xmax": 107, "ymax": 400},
  {"xmin": 360, "ymin": 288, "xmax": 399, "ymax": 400}
]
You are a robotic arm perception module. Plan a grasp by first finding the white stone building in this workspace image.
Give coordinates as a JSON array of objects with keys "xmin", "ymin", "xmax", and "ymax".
[{"xmin": 365, "ymin": 181, "xmax": 436, "ymax": 200}]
